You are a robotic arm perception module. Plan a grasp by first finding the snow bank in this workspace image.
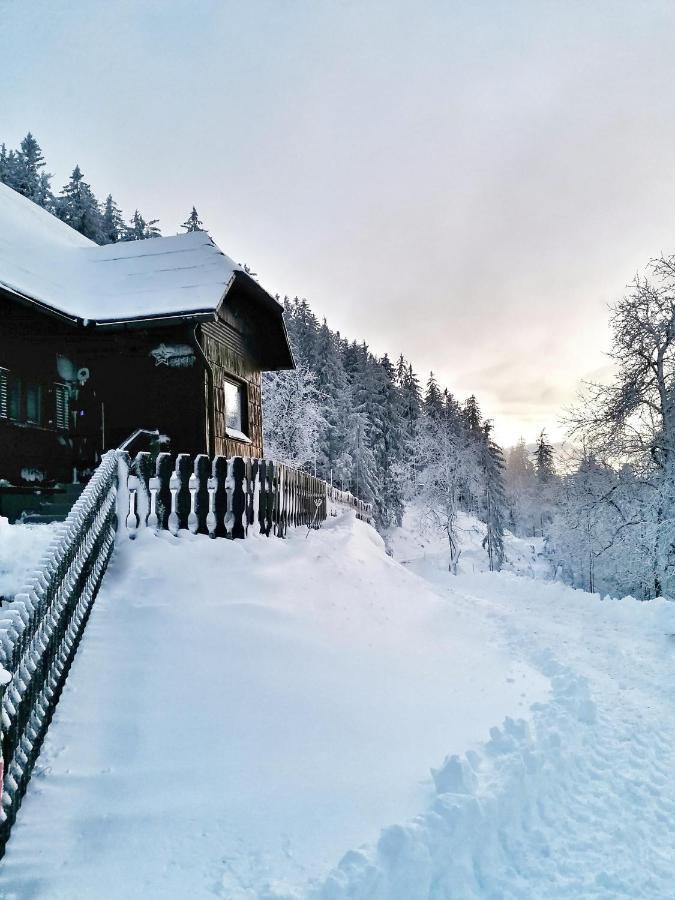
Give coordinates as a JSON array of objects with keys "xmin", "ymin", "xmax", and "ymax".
[
  {"xmin": 0, "ymin": 517, "xmax": 57, "ymax": 599},
  {"xmin": 0, "ymin": 512, "xmax": 546, "ymax": 899},
  {"xmin": 320, "ymin": 518, "xmax": 675, "ymax": 900}
]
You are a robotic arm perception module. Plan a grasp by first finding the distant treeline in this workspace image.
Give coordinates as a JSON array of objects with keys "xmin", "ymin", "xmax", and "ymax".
[{"xmin": 0, "ymin": 131, "xmax": 203, "ymax": 244}]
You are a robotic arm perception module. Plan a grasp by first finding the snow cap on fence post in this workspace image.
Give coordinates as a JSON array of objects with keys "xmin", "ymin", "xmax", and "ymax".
[
  {"xmin": 206, "ymin": 476, "xmax": 217, "ymax": 538},
  {"xmin": 126, "ymin": 475, "xmax": 139, "ymax": 539},
  {"xmin": 168, "ymin": 471, "xmax": 180, "ymax": 537},
  {"xmin": 188, "ymin": 473, "xmax": 199, "ymax": 534},
  {"xmin": 148, "ymin": 476, "xmax": 160, "ymax": 532}
]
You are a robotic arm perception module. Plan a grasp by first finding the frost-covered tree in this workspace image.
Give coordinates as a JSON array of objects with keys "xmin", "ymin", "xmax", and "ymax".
[
  {"xmin": 569, "ymin": 255, "xmax": 675, "ymax": 596},
  {"xmin": 400, "ymin": 363, "xmax": 422, "ymax": 439},
  {"xmin": 424, "ymin": 372, "xmax": 444, "ymax": 418},
  {"xmin": 100, "ymin": 194, "xmax": 127, "ymax": 244},
  {"xmin": 479, "ymin": 423, "xmax": 507, "ymax": 571},
  {"xmin": 13, "ymin": 133, "xmax": 51, "ymax": 205},
  {"xmin": 55, "ymin": 165, "xmax": 103, "ymax": 242},
  {"xmin": 262, "ymin": 365, "xmax": 325, "ymax": 469},
  {"xmin": 548, "ymin": 453, "xmax": 654, "ymax": 597},
  {"xmin": 504, "ymin": 438, "xmax": 539, "ymax": 536},
  {"xmin": 0, "ymin": 143, "xmax": 19, "ymax": 189},
  {"xmin": 463, "ymin": 394, "xmax": 483, "ymax": 436},
  {"xmin": 125, "ymin": 209, "xmax": 161, "ymax": 241},
  {"xmin": 416, "ymin": 412, "xmax": 478, "ymax": 573},
  {"xmin": 533, "ymin": 430, "xmax": 555, "ymax": 482},
  {"xmin": 182, "ymin": 206, "xmax": 205, "ymax": 233}
]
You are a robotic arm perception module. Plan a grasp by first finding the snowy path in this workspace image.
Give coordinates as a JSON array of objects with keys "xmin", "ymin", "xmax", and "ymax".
[
  {"xmin": 0, "ymin": 515, "xmax": 546, "ymax": 899},
  {"xmin": 316, "ymin": 558, "xmax": 675, "ymax": 898}
]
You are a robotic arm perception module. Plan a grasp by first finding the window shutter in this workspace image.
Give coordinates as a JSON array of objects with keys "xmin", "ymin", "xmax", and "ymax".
[
  {"xmin": 54, "ymin": 383, "xmax": 70, "ymax": 431},
  {"xmin": 0, "ymin": 369, "xmax": 7, "ymax": 419}
]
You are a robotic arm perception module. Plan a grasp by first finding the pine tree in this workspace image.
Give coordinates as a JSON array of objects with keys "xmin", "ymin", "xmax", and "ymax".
[
  {"xmin": 0, "ymin": 144, "xmax": 20, "ymax": 191},
  {"xmin": 14, "ymin": 133, "xmax": 51, "ymax": 205},
  {"xmin": 56, "ymin": 165, "xmax": 103, "ymax": 242},
  {"xmin": 125, "ymin": 209, "xmax": 161, "ymax": 241},
  {"xmin": 182, "ymin": 206, "xmax": 205, "ymax": 233},
  {"xmin": 463, "ymin": 395, "xmax": 482, "ymax": 436},
  {"xmin": 401, "ymin": 364, "xmax": 422, "ymax": 437},
  {"xmin": 424, "ymin": 372, "xmax": 443, "ymax": 417},
  {"xmin": 480, "ymin": 423, "xmax": 507, "ymax": 571},
  {"xmin": 100, "ymin": 194, "xmax": 127, "ymax": 244},
  {"xmin": 533, "ymin": 430, "xmax": 555, "ymax": 482}
]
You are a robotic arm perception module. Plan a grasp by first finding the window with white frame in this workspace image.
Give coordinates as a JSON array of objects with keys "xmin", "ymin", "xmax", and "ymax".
[{"xmin": 223, "ymin": 377, "xmax": 249, "ymax": 441}]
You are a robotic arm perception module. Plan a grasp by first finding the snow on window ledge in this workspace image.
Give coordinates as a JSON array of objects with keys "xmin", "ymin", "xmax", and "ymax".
[{"xmin": 225, "ymin": 427, "xmax": 252, "ymax": 444}]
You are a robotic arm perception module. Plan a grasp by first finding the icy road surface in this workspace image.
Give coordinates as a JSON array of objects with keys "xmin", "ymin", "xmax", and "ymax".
[{"xmin": 2, "ymin": 511, "xmax": 675, "ymax": 898}]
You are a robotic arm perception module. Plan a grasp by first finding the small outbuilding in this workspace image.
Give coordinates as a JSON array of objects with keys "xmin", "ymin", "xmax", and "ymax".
[{"xmin": 0, "ymin": 182, "xmax": 294, "ymax": 498}]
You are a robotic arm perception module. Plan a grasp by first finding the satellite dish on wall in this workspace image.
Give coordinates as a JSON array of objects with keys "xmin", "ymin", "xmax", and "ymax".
[{"xmin": 56, "ymin": 355, "xmax": 77, "ymax": 382}]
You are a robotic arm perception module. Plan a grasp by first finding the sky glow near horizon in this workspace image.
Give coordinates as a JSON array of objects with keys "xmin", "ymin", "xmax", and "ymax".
[{"xmin": 2, "ymin": 0, "xmax": 675, "ymax": 445}]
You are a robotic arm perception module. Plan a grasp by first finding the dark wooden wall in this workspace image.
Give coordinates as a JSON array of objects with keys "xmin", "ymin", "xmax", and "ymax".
[
  {"xmin": 200, "ymin": 310, "xmax": 264, "ymax": 458},
  {"xmin": 0, "ymin": 281, "xmax": 282, "ymax": 483},
  {"xmin": 0, "ymin": 299, "xmax": 79, "ymax": 482}
]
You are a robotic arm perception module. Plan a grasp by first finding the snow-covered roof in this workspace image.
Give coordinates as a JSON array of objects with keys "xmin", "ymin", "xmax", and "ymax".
[{"xmin": 0, "ymin": 181, "xmax": 255, "ymax": 325}]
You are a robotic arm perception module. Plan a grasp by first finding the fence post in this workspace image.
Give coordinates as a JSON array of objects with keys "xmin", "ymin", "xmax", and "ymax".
[
  {"xmin": 231, "ymin": 457, "xmax": 247, "ymax": 539},
  {"xmin": 154, "ymin": 452, "xmax": 173, "ymax": 532},
  {"xmin": 212, "ymin": 456, "xmax": 228, "ymax": 538},
  {"xmin": 175, "ymin": 454, "xmax": 192, "ymax": 531},
  {"xmin": 193, "ymin": 455, "xmax": 210, "ymax": 535},
  {"xmin": 132, "ymin": 451, "xmax": 153, "ymax": 531},
  {"xmin": 168, "ymin": 471, "xmax": 180, "ymax": 537}
]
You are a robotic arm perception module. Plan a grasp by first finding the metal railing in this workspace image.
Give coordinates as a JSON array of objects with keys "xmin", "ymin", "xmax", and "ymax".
[{"xmin": 0, "ymin": 450, "xmax": 118, "ymax": 851}]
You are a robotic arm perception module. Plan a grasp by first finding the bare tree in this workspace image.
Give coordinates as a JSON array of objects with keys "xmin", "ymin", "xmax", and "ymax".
[{"xmin": 569, "ymin": 255, "xmax": 675, "ymax": 595}]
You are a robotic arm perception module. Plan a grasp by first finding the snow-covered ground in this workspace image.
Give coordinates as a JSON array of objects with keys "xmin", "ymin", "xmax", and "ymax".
[
  {"xmin": 2, "ymin": 509, "xmax": 675, "ymax": 898},
  {"xmin": 0, "ymin": 517, "xmax": 57, "ymax": 600},
  {"xmin": 0, "ymin": 512, "xmax": 546, "ymax": 899}
]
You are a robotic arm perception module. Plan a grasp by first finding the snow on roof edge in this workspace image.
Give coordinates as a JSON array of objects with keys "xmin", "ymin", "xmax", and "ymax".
[{"xmin": 0, "ymin": 183, "xmax": 283, "ymax": 324}]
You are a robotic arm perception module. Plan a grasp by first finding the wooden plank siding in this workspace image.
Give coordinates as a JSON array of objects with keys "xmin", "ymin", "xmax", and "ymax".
[{"xmin": 200, "ymin": 315, "xmax": 264, "ymax": 459}]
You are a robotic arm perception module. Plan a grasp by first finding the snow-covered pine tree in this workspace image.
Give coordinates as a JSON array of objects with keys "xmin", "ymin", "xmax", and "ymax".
[
  {"xmin": 55, "ymin": 165, "xmax": 103, "ymax": 242},
  {"xmin": 313, "ymin": 318, "xmax": 354, "ymax": 488},
  {"xmin": 401, "ymin": 364, "xmax": 422, "ymax": 438},
  {"xmin": 371, "ymin": 354, "xmax": 406, "ymax": 527},
  {"xmin": 182, "ymin": 206, "xmax": 205, "ymax": 233},
  {"xmin": 100, "ymin": 194, "xmax": 127, "ymax": 244},
  {"xmin": 424, "ymin": 372, "xmax": 444, "ymax": 418},
  {"xmin": 13, "ymin": 133, "xmax": 51, "ymax": 206},
  {"xmin": 463, "ymin": 394, "xmax": 482, "ymax": 436},
  {"xmin": 125, "ymin": 209, "xmax": 161, "ymax": 241},
  {"xmin": 533, "ymin": 430, "xmax": 555, "ymax": 482},
  {"xmin": 479, "ymin": 422, "xmax": 507, "ymax": 571},
  {"xmin": 0, "ymin": 144, "xmax": 18, "ymax": 189}
]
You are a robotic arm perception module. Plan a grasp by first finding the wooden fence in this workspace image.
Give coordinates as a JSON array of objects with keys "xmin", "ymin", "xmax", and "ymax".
[
  {"xmin": 119, "ymin": 450, "xmax": 372, "ymax": 539},
  {"xmin": 0, "ymin": 449, "xmax": 371, "ymax": 853}
]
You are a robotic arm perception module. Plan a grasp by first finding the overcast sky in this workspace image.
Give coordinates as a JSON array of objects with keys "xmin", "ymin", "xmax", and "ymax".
[{"xmin": 3, "ymin": 0, "xmax": 675, "ymax": 444}]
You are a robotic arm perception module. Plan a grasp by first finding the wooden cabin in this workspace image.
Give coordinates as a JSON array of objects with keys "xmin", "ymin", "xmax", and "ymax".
[{"xmin": 0, "ymin": 183, "xmax": 294, "ymax": 512}]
